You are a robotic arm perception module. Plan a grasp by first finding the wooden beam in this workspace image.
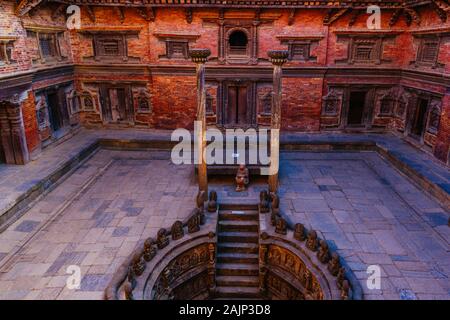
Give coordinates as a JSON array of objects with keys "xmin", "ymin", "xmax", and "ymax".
[
  {"xmin": 431, "ymin": 1, "xmax": 448, "ymax": 22},
  {"xmin": 15, "ymin": 0, "xmax": 44, "ymax": 16},
  {"xmin": 323, "ymin": 8, "xmax": 349, "ymax": 26},
  {"xmin": 51, "ymin": 3, "xmax": 67, "ymax": 21},
  {"xmin": 137, "ymin": 7, "xmax": 155, "ymax": 22},
  {"xmin": 389, "ymin": 8, "xmax": 403, "ymax": 27},
  {"xmin": 348, "ymin": 9, "xmax": 361, "ymax": 27},
  {"xmin": 185, "ymin": 8, "xmax": 193, "ymax": 24},
  {"xmin": 404, "ymin": 7, "xmax": 421, "ymax": 25},
  {"xmin": 84, "ymin": 6, "xmax": 95, "ymax": 23},
  {"xmin": 288, "ymin": 9, "xmax": 296, "ymax": 26},
  {"xmin": 115, "ymin": 7, "xmax": 125, "ymax": 24}
]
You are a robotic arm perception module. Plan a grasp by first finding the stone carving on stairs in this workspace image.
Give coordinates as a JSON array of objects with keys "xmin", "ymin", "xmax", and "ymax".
[
  {"xmin": 207, "ymin": 190, "xmax": 218, "ymax": 212},
  {"xmin": 306, "ymin": 230, "xmax": 319, "ymax": 251},
  {"xmin": 235, "ymin": 164, "xmax": 249, "ymax": 191}
]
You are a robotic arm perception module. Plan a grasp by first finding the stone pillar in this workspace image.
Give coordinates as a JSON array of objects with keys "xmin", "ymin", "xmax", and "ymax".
[
  {"xmin": 190, "ymin": 48, "xmax": 211, "ymax": 196},
  {"xmin": 267, "ymin": 50, "xmax": 288, "ymax": 193}
]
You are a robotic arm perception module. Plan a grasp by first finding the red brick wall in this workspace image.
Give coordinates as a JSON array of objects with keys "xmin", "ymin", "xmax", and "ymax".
[{"xmin": 434, "ymin": 93, "xmax": 450, "ymax": 163}]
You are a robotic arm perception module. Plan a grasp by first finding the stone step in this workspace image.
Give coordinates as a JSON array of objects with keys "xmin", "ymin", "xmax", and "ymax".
[
  {"xmin": 216, "ymin": 263, "xmax": 259, "ymax": 276},
  {"xmin": 216, "ymin": 275, "xmax": 259, "ymax": 287},
  {"xmin": 218, "ymin": 231, "xmax": 259, "ymax": 243},
  {"xmin": 217, "ymin": 242, "xmax": 259, "ymax": 254},
  {"xmin": 215, "ymin": 286, "xmax": 261, "ymax": 299},
  {"xmin": 219, "ymin": 220, "xmax": 259, "ymax": 232},
  {"xmin": 219, "ymin": 211, "xmax": 259, "ymax": 221},
  {"xmin": 219, "ymin": 203, "xmax": 259, "ymax": 211},
  {"xmin": 217, "ymin": 252, "xmax": 259, "ymax": 264}
]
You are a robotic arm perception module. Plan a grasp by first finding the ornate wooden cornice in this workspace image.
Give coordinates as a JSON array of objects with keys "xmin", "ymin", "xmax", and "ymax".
[{"xmin": 24, "ymin": 0, "xmax": 433, "ymax": 10}]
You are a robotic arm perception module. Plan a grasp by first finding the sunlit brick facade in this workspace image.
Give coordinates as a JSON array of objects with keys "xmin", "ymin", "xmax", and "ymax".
[{"xmin": 1, "ymin": 0, "xmax": 449, "ymax": 164}]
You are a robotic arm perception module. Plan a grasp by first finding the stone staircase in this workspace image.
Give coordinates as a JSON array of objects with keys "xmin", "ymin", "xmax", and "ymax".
[{"xmin": 215, "ymin": 204, "xmax": 261, "ymax": 299}]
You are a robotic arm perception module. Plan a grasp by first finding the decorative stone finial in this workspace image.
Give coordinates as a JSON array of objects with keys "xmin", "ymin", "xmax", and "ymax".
[
  {"xmin": 267, "ymin": 50, "xmax": 289, "ymax": 66},
  {"xmin": 189, "ymin": 48, "xmax": 211, "ymax": 63}
]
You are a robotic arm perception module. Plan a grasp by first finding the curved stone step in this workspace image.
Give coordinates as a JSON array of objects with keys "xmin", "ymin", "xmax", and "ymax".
[
  {"xmin": 216, "ymin": 275, "xmax": 259, "ymax": 287},
  {"xmin": 217, "ymin": 242, "xmax": 259, "ymax": 254},
  {"xmin": 217, "ymin": 252, "xmax": 259, "ymax": 264},
  {"xmin": 215, "ymin": 286, "xmax": 261, "ymax": 299},
  {"xmin": 218, "ymin": 231, "xmax": 259, "ymax": 243},
  {"xmin": 219, "ymin": 220, "xmax": 259, "ymax": 232},
  {"xmin": 216, "ymin": 263, "xmax": 259, "ymax": 276}
]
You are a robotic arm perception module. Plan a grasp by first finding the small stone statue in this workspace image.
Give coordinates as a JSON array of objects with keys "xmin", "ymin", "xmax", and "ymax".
[
  {"xmin": 304, "ymin": 269, "xmax": 313, "ymax": 291},
  {"xmin": 207, "ymin": 190, "xmax": 218, "ymax": 212},
  {"xmin": 171, "ymin": 220, "xmax": 184, "ymax": 240},
  {"xmin": 306, "ymin": 230, "xmax": 319, "ymax": 251},
  {"xmin": 259, "ymin": 190, "xmax": 270, "ymax": 213},
  {"xmin": 196, "ymin": 190, "xmax": 206, "ymax": 212},
  {"xmin": 188, "ymin": 210, "xmax": 201, "ymax": 233},
  {"xmin": 336, "ymin": 267, "xmax": 346, "ymax": 289},
  {"xmin": 317, "ymin": 240, "xmax": 331, "ymax": 263},
  {"xmin": 131, "ymin": 252, "xmax": 145, "ymax": 276},
  {"xmin": 235, "ymin": 164, "xmax": 249, "ymax": 192},
  {"xmin": 143, "ymin": 238, "xmax": 157, "ymax": 262},
  {"xmin": 275, "ymin": 216, "xmax": 287, "ymax": 235},
  {"xmin": 340, "ymin": 280, "xmax": 350, "ymax": 300},
  {"xmin": 328, "ymin": 252, "xmax": 341, "ymax": 276},
  {"xmin": 294, "ymin": 223, "xmax": 306, "ymax": 241},
  {"xmin": 270, "ymin": 192, "xmax": 280, "ymax": 214},
  {"xmin": 156, "ymin": 228, "xmax": 169, "ymax": 249}
]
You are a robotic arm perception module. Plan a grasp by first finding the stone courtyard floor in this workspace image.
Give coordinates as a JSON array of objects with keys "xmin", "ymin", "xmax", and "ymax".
[{"xmin": 0, "ymin": 129, "xmax": 448, "ymax": 300}]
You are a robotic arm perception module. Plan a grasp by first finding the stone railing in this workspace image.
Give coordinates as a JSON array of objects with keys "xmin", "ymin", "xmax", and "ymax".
[
  {"xmin": 258, "ymin": 190, "xmax": 363, "ymax": 300},
  {"xmin": 105, "ymin": 191, "xmax": 219, "ymax": 300}
]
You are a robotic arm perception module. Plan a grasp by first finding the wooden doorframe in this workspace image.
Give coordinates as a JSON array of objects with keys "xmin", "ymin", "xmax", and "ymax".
[
  {"xmin": 99, "ymin": 84, "xmax": 134, "ymax": 124},
  {"xmin": 220, "ymin": 80, "xmax": 257, "ymax": 128}
]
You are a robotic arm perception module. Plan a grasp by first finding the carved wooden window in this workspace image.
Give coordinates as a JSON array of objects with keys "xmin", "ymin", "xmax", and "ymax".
[
  {"xmin": 352, "ymin": 40, "xmax": 378, "ymax": 63},
  {"xmin": 261, "ymin": 92, "xmax": 272, "ymax": 115},
  {"xmin": 37, "ymin": 108, "xmax": 47, "ymax": 129},
  {"xmin": 322, "ymin": 90, "xmax": 341, "ymax": 116},
  {"xmin": 138, "ymin": 95, "xmax": 151, "ymax": 113},
  {"xmin": 39, "ymin": 33, "xmax": 58, "ymax": 58},
  {"xmin": 427, "ymin": 104, "xmax": 441, "ymax": 134},
  {"xmin": 166, "ymin": 41, "xmax": 189, "ymax": 59},
  {"xmin": 80, "ymin": 92, "xmax": 94, "ymax": 111},
  {"xmin": 0, "ymin": 41, "xmax": 14, "ymax": 64},
  {"xmin": 94, "ymin": 35, "xmax": 125, "ymax": 58},
  {"xmin": 206, "ymin": 92, "xmax": 214, "ymax": 114},
  {"xmin": 288, "ymin": 43, "xmax": 310, "ymax": 61},
  {"xmin": 379, "ymin": 96, "xmax": 394, "ymax": 116},
  {"xmin": 396, "ymin": 99, "xmax": 407, "ymax": 117},
  {"xmin": 228, "ymin": 30, "xmax": 248, "ymax": 56},
  {"xmin": 417, "ymin": 38, "xmax": 440, "ymax": 64}
]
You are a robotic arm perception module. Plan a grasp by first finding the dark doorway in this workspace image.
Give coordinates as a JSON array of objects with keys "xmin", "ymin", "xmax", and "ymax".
[
  {"xmin": 411, "ymin": 98, "xmax": 428, "ymax": 138},
  {"xmin": 47, "ymin": 92, "xmax": 64, "ymax": 132},
  {"xmin": 100, "ymin": 86, "xmax": 134, "ymax": 123},
  {"xmin": 0, "ymin": 133, "xmax": 4, "ymax": 163},
  {"xmin": 226, "ymin": 85, "xmax": 248, "ymax": 126},
  {"xmin": 347, "ymin": 91, "xmax": 367, "ymax": 126}
]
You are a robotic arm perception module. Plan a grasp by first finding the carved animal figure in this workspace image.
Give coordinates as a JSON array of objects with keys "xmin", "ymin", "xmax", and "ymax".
[
  {"xmin": 328, "ymin": 252, "xmax": 341, "ymax": 276},
  {"xmin": 317, "ymin": 240, "xmax": 331, "ymax": 263},
  {"xmin": 171, "ymin": 220, "xmax": 184, "ymax": 240},
  {"xmin": 235, "ymin": 164, "xmax": 249, "ymax": 192},
  {"xmin": 306, "ymin": 230, "xmax": 319, "ymax": 251},
  {"xmin": 143, "ymin": 238, "xmax": 157, "ymax": 262},
  {"xmin": 275, "ymin": 216, "xmax": 287, "ymax": 235},
  {"xmin": 259, "ymin": 190, "xmax": 270, "ymax": 213},
  {"xmin": 156, "ymin": 228, "xmax": 169, "ymax": 249},
  {"xmin": 294, "ymin": 223, "xmax": 306, "ymax": 241}
]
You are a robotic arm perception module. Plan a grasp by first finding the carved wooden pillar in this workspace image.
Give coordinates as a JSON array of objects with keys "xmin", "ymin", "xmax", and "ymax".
[
  {"xmin": 190, "ymin": 49, "xmax": 211, "ymax": 196},
  {"xmin": 0, "ymin": 99, "xmax": 29, "ymax": 165},
  {"xmin": 0, "ymin": 104, "xmax": 14, "ymax": 164},
  {"xmin": 267, "ymin": 50, "xmax": 288, "ymax": 193},
  {"xmin": 7, "ymin": 103, "xmax": 29, "ymax": 165}
]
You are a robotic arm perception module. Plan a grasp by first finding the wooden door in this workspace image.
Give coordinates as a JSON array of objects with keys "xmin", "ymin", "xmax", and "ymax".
[{"xmin": 226, "ymin": 85, "xmax": 248, "ymax": 126}]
